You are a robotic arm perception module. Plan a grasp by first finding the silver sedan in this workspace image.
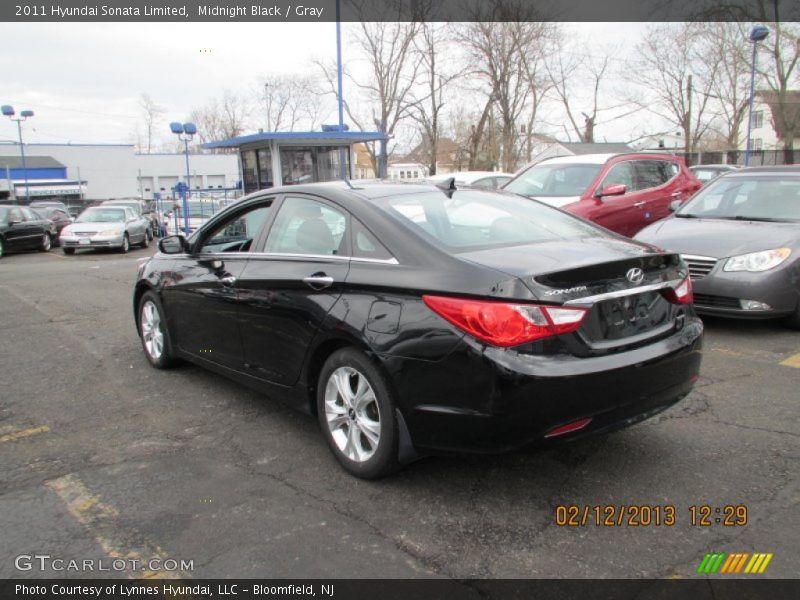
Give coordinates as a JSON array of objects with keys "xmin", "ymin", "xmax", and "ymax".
[{"xmin": 59, "ymin": 206, "xmax": 151, "ymax": 255}]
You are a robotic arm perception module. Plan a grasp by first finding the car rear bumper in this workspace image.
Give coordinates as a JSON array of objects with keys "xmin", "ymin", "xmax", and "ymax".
[{"xmin": 384, "ymin": 319, "xmax": 703, "ymax": 454}]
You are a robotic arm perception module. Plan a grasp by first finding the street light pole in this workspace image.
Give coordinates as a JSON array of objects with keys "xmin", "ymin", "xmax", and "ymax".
[
  {"xmin": 2, "ymin": 105, "xmax": 34, "ymax": 203},
  {"xmin": 745, "ymin": 25, "xmax": 770, "ymax": 167},
  {"xmin": 169, "ymin": 121, "xmax": 197, "ymax": 236}
]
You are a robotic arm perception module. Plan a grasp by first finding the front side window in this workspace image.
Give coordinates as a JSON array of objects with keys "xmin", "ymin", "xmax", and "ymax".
[
  {"xmin": 265, "ymin": 197, "xmax": 346, "ymax": 256},
  {"xmin": 600, "ymin": 161, "xmax": 635, "ymax": 191},
  {"xmin": 199, "ymin": 202, "xmax": 272, "ymax": 253}
]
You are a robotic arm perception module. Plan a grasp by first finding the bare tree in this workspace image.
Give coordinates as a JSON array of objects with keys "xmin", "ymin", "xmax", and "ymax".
[
  {"xmin": 757, "ymin": 19, "xmax": 800, "ymax": 162},
  {"xmin": 629, "ymin": 23, "xmax": 721, "ymax": 154},
  {"xmin": 258, "ymin": 74, "xmax": 328, "ymax": 132},
  {"xmin": 545, "ymin": 40, "xmax": 636, "ymax": 144},
  {"xmin": 317, "ymin": 16, "xmax": 421, "ymax": 175},
  {"xmin": 407, "ymin": 22, "xmax": 463, "ymax": 176},
  {"xmin": 458, "ymin": 19, "xmax": 557, "ymax": 172},
  {"xmin": 138, "ymin": 93, "xmax": 164, "ymax": 153},
  {"xmin": 188, "ymin": 90, "xmax": 250, "ymax": 148}
]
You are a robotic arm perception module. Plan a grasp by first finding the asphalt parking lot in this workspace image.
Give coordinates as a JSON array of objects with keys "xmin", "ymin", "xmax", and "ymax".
[{"xmin": 1, "ymin": 246, "xmax": 798, "ymax": 579}]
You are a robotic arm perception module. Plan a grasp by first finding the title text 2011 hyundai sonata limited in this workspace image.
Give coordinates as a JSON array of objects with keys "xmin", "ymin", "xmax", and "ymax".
[{"xmin": 133, "ymin": 181, "xmax": 703, "ymax": 478}]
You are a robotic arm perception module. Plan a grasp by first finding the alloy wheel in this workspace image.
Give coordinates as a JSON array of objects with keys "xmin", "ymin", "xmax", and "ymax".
[
  {"xmin": 140, "ymin": 300, "xmax": 164, "ymax": 360},
  {"xmin": 324, "ymin": 366, "xmax": 382, "ymax": 463},
  {"xmin": 41, "ymin": 234, "xmax": 51, "ymax": 251}
]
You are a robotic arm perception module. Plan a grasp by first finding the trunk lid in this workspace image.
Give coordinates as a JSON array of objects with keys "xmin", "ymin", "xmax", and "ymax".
[{"xmin": 457, "ymin": 237, "xmax": 688, "ymax": 352}]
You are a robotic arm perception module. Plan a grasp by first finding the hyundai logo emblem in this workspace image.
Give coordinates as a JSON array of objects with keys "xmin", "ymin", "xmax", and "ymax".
[{"xmin": 626, "ymin": 267, "xmax": 645, "ymax": 284}]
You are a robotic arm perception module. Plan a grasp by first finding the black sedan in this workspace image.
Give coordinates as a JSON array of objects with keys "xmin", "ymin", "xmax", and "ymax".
[
  {"xmin": 30, "ymin": 206, "xmax": 73, "ymax": 245},
  {"xmin": 0, "ymin": 204, "xmax": 53, "ymax": 258},
  {"xmin": 133, "ymin": 181, "xmax": 703, "ymax": 478},
  {"xmin": 636, "ymin": 167, "xmax": 800, "ymax": 328}
]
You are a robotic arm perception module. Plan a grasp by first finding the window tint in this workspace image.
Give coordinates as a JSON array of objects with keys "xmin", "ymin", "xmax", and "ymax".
[
  {"xmin": 265, "ymin": 197, "xmax": 346, "ymax": 256},
  {"xmin": 632, "ymin": 161, "xmax": 667, "ymax": 190},
  {"xmin": 351, "ymin": 219, "xmax": 394, "ymax": 261},
  {"xmin": 383, "ymin": 190, "xmax": 605, "ymax": 251},
  {"xmin": 199, "ymin": 203, "xmax": 272, "ymax": 253}
]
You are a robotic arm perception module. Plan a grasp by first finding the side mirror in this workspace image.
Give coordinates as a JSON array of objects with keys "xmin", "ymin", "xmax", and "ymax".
[
  {"xmin": 594, "ymin": 184, "xmax": 627, "ymax": 199},
  {"xmin": 158, "ymin": 235, "xmax": 187, "ymax": 254},
  {"xmin": 668, "ymin": 200, "xmax": 683, "ymax": 212}
]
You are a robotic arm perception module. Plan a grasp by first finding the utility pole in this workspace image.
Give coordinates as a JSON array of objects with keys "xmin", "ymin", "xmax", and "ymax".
[{"xmin": 684, "ymin": 74, "xmax": 693, "ymax": 158}]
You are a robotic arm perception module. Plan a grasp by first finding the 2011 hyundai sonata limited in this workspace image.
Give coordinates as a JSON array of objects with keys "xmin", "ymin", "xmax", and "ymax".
[{"xmin": 133, "ymin": 181, "xmax": 703, "ymax": 478}]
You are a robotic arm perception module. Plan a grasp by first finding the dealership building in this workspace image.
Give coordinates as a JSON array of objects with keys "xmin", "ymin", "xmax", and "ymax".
[{"xmin": 0, "ymin": 142, "xmax": 239, "ymax": 205}]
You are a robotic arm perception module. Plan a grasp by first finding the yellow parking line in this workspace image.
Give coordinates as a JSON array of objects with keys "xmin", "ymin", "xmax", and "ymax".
[
  {"xmin": 45, "ymin": 474, "xmax": 189, "ymax": 579},
  {"xmin": 0, "ymin": 425, "xmax": 50, "ymax": 444},
  {"xmin": 779, "ymin": 353, "xmax": 800, "ymax": 368}
]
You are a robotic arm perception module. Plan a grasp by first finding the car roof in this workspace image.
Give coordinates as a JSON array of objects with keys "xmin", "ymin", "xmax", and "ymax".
[
  {"xmin": 537, "ymin": 153, "xmax": 621, "ymax": 165},
  {"xmin": 426, "ymin": 171, "xmax": 514, "ymax": 183}
]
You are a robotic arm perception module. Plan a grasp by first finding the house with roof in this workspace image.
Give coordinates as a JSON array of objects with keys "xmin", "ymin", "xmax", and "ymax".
[
  {"xmin": 525, "ymin": 134, "xmax": 633, "ymax": 165},
  {"xmin": 387, "ymin": 137, "xmax": 466, "ymax": 181},
  {"xmin": 739, "ymin": 90, "xmax": 800, "ymax": 152}
]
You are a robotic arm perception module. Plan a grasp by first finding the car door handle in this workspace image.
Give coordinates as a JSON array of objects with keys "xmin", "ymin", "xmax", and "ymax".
[
  {"xmin": 634, "ymin": 201, "xmax": 646, "ymax": 207},
  {"xmin": 220, "ymin": 276, "xmax": 237, "ymax": 287},
  {"xmin": 670, "ymin": 191, "xmax": 682, "ymax": 197},
  {"xmin": 303, "ymin": 274, "xmax": 334, "ymax": 290}
]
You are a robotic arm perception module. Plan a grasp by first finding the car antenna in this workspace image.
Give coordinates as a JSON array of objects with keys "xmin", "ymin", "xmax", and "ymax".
[{"xmin": 434, "ymin": 177, "xmax": 457, "ymax": 197}]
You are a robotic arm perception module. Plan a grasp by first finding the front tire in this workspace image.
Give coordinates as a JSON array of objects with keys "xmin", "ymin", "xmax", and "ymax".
[
  {"xmin": 39, "ymin": 233, "xmax": 51, "ymax": 252},
  {"xmin": 141, "ymin": 231, "xmax": 150, "ymax": 248},
  {"xmin": 120, "ymin": 233, "xmax": 130, "ymax": 253},
  {"xmin": 138, "ymin": 291, "xmax": 176, "ymax": 368},
  {"xmin": 0, "ymin": 237, "xmax": 4, "ymax": 259},
  {"xmin": 317, "ymin": 348, "xmax": 400, "ymax": 479}
]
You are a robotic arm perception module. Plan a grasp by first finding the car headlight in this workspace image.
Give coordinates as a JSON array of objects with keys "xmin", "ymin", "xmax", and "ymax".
[
  {"xmin": 108, "ymin": 226, "xmax": 125, "ymax": 235},
  {"xmin": 723, "ymin": 248, "xmax": 791, "ymax": 272}
]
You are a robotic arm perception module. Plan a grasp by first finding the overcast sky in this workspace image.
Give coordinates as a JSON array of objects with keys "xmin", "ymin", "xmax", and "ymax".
[{"xmin": 0, "ymin": 21, "xmax": 650, "ymax": 149}]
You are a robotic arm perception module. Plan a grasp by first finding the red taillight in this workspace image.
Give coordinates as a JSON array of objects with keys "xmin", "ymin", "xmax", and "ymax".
[
  {"xmin": 662, "ymin": 277, "xmax": 693, "ymax": 305},
  {"xmin": 422, "ymin": 295, "xmax": 587, "ymax": 347},
  {"xmin": 544, "ymin": 417, "xmax": 593, "ymax": 438}
]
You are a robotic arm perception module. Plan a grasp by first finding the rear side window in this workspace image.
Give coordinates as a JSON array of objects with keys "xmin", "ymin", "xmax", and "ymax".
[
  {"xmin": 351, "ymin": 219, "xmax": 394, "ymax": 261},
  {"xmin": 265, "ymin": 196, "xmax": 347, "ymax": 256},
  {"xmin": 383, "ymin": 190, "xmax": 606, "ymax": 251}
]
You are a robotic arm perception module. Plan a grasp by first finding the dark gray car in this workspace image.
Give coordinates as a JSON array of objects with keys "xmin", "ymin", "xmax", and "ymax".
[{"xmin": 635, "ymin": 167, "xmax": 800, "ymax": 328}]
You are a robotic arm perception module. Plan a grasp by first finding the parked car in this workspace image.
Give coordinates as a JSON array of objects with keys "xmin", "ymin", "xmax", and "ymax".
[
  {"xmin": 134, "ymin": 181, "xmax": 703, "ymax": 478},
  {"xmin": 635, "ymin": 166, "xmax": 800, "ymax": 327},
  {"xmin": 30, "ymin": 206, "xmax": 73, "ymax": 245},
  {"xmin": 689, "ymin": 164, "xmax": 740, "ymax": 186},
  {"xmin": 30, "ymin": 200, "xmax": 70, "ymax": 214},
  {"xmin": 101, "ymin": 198, "xmax": 159, "ymax": 236},
  {"xmin": 504, "ymin": 153, "xmax": 702, "ymax": 237},
  {"xmin": 60, "ymin": 206, "xmax": 151, "ymax": 254},
  {"xmin": 425, "ymin": 171, "xmax": 515, "ymax": 189},
  {"xmin": 165, "ymin": 199, "xmax": 222, "ymax": 235},
  {"xmin": 0, "ymin": 204, "xmax": 53, "ymax": 258}
]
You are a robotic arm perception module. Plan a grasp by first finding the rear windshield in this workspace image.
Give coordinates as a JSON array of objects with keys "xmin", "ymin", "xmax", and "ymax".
[
  {"xmin": 381, "ymin": 190, "xmax": 606, "ymax": 251},
  {"xmin": 504, "ymin": 163, "xmax": 602, "ymax": 197}
]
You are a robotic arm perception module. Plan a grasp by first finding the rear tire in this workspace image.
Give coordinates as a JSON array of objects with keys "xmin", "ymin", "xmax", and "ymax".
[
  {"xmin": 39, "ymin": 233, "xmax": 51, "ymax": 252},
  {"xmin": 0, "ymin": 237, "xmax": 4, "ymax": 259},
  {"xmin": 317, "ymin": 348, "xmax": 400, "ymax": 479},
  {"xmin": 120, "ymin": 234, "xmax": 130, "ymax": 253},
  {"xmin": 138, "ymin": 291, "xmax": 177, "ymax": 368}
]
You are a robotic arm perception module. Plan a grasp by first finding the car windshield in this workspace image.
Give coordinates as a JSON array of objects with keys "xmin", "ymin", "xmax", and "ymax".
[
  {"xmin": 175, "ymin": 201, "xmax": 217, "ymax": 219},
  {"xmin": 504, "ymin": 163, "xmax": 603, "ymax": 197},
  {"xmin": 676, "ymin": 175, "xmax": 800, "ymax": 222},
  {"xmin": 381, "ymin": 190, "xmax": 607, "ymax": 251},
  {"xmin": 76, "ymin": 208, "xmax": 127, "ymax": 223}
]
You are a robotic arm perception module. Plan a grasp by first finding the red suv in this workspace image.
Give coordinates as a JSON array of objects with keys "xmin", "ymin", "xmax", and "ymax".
[{"xmin": 504, "ymin": 153, "xmax": 702, "ymax": 237}]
